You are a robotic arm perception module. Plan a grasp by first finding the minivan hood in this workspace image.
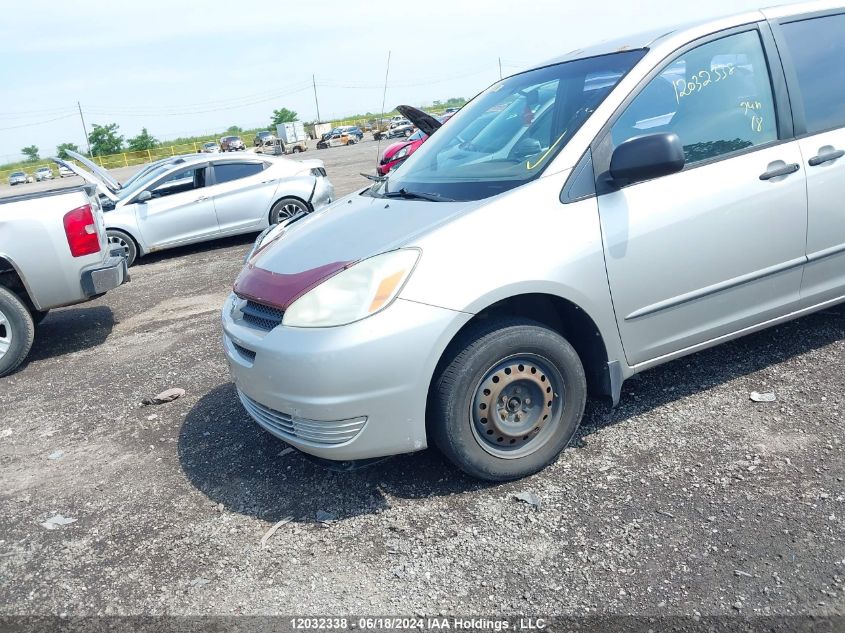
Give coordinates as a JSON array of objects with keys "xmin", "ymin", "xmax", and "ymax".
[
  {"xmin": 66, "ymin": 149, "xmax": 122, "ymax": 192},
  {"xmin": 236, "ymin": 192, "xmax": 475, "ymax": 309},
  {"xmin": 51, "ymin": 156, "xmax": 119, "ymax": 203},
  {"xmin": 396, "ymin": 105, "xmax": 441, "ymax": 136}
]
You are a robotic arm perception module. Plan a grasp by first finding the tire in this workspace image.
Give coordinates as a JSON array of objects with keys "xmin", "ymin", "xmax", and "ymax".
[
  {"xmin": 0, "ymin": 285, "xmax": 35, "ymax": 378},
  {"xmin": 292, "ymin": 147, "xmax": 301, "ymax": 153},
  {"xmin": 404, "ymin": 129, "xmax": 412, "ymax": 137},
  {"xmin": 107, "ymin": 229, "xmax": 138, "ymax": 267},
  {"xmin": 270, "ymin": 197, "xmax": 309, "ymax": 224},
  {"xmin": 429, "ymin": 318, "xmax": 587, "ymax": 481}
]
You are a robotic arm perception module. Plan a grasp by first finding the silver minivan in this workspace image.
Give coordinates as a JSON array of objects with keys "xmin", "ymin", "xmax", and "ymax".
[{"xmin": 223, "ymin": 1, "xmax": 845, "ymax": 480}]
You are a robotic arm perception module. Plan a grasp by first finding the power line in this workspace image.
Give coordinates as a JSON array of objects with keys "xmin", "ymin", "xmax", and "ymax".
[{"xmin": 0, "ymin": 113, "xmax": 77, "ymax": 131}]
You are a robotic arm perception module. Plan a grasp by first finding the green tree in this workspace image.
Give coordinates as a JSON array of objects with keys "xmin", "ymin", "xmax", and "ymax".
[
  {"xmin": 127, "ymin": 127, "xmax": 158, "ymax": 151},
  {"xmin": 55, "ymin": 142, "xmax": 80, "ymax": 159},
  {"xmin": 88, "ymin": 123, "xmax": 124, "ymax": 156},
  {"xmin": 226, "ymin": 125, "xmax": 243, "ymax": 134},
  {"xmin": 21, "ymin": 145, "xmax": 39, "ymax": 162},
  {"xmin": 270, "ymin": 107, "xmax": 298, "ymax": 128}
]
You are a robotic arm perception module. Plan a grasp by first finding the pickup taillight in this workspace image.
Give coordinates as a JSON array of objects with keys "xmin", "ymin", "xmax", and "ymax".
[{"xmin": 63, "ymin": 204, "xmax": 100, "ymax": 257}]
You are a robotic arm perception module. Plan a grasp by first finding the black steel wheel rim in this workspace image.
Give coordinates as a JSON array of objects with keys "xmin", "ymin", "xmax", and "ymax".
[{"xmin": 469, "ymin": 353, "xmax": 565, "ymax": 459}]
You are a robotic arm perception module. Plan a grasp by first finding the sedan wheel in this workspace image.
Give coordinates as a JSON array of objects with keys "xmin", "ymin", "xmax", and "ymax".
[
  {"xmin": 270, "ymin": 197, "xmax": 308, "ymax": 224},
  {"xmin": 107, "ymin": 229, "xmax": 138, "ymax": 267}
]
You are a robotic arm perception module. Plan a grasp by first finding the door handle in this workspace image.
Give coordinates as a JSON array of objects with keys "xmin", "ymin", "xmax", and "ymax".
[
  {"xmin": 195, "ymin": 195, "xmax": 207, "ymax": 201},
  {"xmin": 759, "ymin": 163, "xmax": 800, "ymax": 180},
  {"xmin": 808, "ymin": 149, "xmax": 844, "ymax": 167}
]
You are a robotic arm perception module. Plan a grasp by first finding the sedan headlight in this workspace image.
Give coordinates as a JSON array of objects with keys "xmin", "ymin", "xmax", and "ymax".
[
  {"xmin": 282, "ymin": 249, "xmax": 420, "ymax": 328},
  {"xmin": 393, "ymin": 145, "xmax": 410, "ymax": 160}
]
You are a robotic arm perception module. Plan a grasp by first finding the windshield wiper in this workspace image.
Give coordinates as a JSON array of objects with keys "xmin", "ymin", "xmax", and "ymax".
[{"xmin": 381, "ymin": 188, "xmax": 454, "ymax": 202}]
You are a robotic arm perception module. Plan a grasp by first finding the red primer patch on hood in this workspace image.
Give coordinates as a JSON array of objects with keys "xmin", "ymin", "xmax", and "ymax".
[{"xmin": 233, "ymin": 260, "xmax": 353, "ymax": 310}]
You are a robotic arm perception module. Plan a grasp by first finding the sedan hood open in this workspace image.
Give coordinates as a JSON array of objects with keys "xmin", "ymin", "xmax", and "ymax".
[
  {"xmin": 66, "ymin": 149, "xmax": 122, "ymax": 192},
  {"xmin": 234, "ymin": 193, "xmax": 474, "ymax": 310},
  {"xmin": 396, "ymin": 105, "xmax": 442, "ymax": 136},
  {"xmin": 51, "ymin": 156, "xmax": 119, "ymax": 203}
]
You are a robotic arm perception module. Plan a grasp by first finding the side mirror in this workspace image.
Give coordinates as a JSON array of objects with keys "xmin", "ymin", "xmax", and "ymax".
[
  {"xmin": 136, "ymin": 190, "xmax": 152, "ymax": 203},
  {"xmin": 609, "ymin": 132, "xmax": 685, "ymax": 187}
]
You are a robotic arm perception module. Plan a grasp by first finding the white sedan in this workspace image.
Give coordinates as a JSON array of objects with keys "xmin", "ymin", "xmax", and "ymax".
[{"xmin": 57, "ymin": 150, "xmax": 334, "ymax": 267}]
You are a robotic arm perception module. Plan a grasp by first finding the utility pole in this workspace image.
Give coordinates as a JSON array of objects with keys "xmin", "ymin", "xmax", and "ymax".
[
  {"xmin": 77, "ymin": 101, "xmax": 92, "ymax": 156},
  {"xmin": 498, "ymin": 57, "xmax": 502, "ymax": 80},
  {"xmin": 376, "ymin": 50, "xmax": 392, "ymax": 167},
  {"xmin": 312, "ymin": 74, "xmax": 321, "ymax": 123}
]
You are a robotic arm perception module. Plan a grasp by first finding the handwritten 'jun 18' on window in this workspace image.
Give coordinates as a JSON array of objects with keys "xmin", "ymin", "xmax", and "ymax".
[{"xmin": 672, "ymin": 63, "xmax": 735, "ymax": 104}]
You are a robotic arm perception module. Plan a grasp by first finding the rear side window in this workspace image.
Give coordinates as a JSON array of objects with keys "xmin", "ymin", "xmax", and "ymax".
[
  {"xmin": 214, "ymin": 162, "xmax": 265, "ymax": 184},
  {"xmin": 611, "ymin": 30, "xmax": 778, "ymax": 164},
  {"xmin": 780, "ymin": 13, "xmax": 845, "ymax": 134}
]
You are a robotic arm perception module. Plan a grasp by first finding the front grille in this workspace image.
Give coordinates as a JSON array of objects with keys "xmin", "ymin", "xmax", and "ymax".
[
  {"xmin": 232, "ymin": 341, "xmax": 256, "ymax": 362},
  {"xmin": 241, "ymin": 300, "xmax": 284, "ymax": 331},
  {"xmin": 238, "ymin": 391, "xmax": 367, "ymax": 446}
]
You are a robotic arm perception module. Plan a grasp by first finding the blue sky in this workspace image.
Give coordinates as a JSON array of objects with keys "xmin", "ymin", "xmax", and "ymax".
[{"xmin": 0, "ymin": 0, "xmax": 790, "ymax": 162}]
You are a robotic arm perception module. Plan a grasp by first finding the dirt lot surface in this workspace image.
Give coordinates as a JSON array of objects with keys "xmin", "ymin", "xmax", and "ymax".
[{"xmin": 1, "ymin": 139, "xmax": 844, "ymax": 622}]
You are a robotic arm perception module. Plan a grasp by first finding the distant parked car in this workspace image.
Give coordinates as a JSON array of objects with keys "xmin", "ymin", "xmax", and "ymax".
[
  {"xmin": 8, "ymin": 171, "xmax": 26, "ymax": 186},
  {"xmin": 201, "ymin": 142, "xmax": 220, "ymax": 153},
  {"xmin": 220, "ymin": 136, "xmax": 246, "ymax": 152},
  {"xmin": 34, "ymin": 166, "xmax": 54, "ymax": 181},
  {"xmin": 337, "ymin": 126, "xmax": 364, "ymax": 141},
  {"xmin": 59, "ymin": 152, "xmax": 334, "ymax": 267},
  {"xmin": 387, "ymin": 121, "xmax": 415, "ymax": 139},
  {"xmin": 253, "ymin": 131, "xmax": 275, "ymax": 146},
  {"xmin": 316, "ymin": 131, "xmax": 357, "ymax": 148},
  {"xmin": 258, "ymin": 138, "xmax": 307, "ymax": 155},
  {"xmin": 58, "ymin": 164, "xmax": 74, "ymax": 178}
]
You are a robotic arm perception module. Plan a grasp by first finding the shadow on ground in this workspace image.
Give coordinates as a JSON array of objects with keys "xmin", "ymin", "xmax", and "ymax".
[
  {"xmin": 179, "ymin": 307, "xmax": 843, "ymax": 523},
  {"xmin": 26, "ymin": 305, "xmax": 114, "ymax": 363},
  {"xmin": 137, "ymin": 233, "xmax": 256, "ymax": 268},
  {"xmin": 178, "ymin": 383, "xmax": 487, "ymax": 524}
]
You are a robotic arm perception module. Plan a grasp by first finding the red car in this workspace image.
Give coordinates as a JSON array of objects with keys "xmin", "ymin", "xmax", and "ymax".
[{"xmin": 376, "ymin": 106, "xmax": 451, "ymax": 176}]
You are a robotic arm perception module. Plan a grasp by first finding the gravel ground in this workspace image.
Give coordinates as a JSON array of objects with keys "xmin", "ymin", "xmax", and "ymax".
[{"xmin": 1, "ymin": 140, "xmax": 844, "ymax": 623}]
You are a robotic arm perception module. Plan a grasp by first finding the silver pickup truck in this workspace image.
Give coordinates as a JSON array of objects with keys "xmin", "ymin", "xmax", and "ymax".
[{"xmin": 0, "ymin": 183, "xmax": 128, "ymax": 377}]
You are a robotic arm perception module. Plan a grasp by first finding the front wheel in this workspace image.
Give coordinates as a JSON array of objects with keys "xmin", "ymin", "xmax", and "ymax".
[
  {"xmin": 0, "ymin": 286, "xmax": 35, "ymax": 378},
  {"xmin": 270, "ymin": 197, "xmax": 308, "ymax": 224},
  {"xmin": 429, "ymin": 318, "xmax": 586, "ymax": 481},
  {"xmin": 107, "ymin": 229, "xmax": 138, "ymax": 267}
]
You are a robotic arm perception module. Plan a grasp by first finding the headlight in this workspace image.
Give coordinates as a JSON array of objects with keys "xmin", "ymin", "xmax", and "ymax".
[
  {"xmin": 282, "ymin": 249, "xmax": 420, "ymax": 328},
  {"xmin": 393, "ymin": 145, "xmax": 410, "ymax": 160}
]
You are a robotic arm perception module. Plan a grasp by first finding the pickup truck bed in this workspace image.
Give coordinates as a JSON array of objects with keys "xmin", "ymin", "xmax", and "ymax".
[{"xmin": 0, "ymin": 182, "xmax": 128, "ymax": 376}]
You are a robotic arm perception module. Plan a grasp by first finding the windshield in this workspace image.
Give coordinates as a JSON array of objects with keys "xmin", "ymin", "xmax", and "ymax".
[
  {"xmin": 117, "ymin": 164, "xmax": 174, "ymax": 200},
  {"xmin": 373, "ymin": 50, "xmax": 645, "ymax": 201},
  {"xmin": 11, "ymin": 172, "xmax": 24, "ymax": 177}
]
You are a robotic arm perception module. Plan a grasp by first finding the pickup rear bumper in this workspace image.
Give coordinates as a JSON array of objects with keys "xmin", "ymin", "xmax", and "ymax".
[{"xmin": 80, "ymin": 251, "xmax": 129, "ymax": 298}]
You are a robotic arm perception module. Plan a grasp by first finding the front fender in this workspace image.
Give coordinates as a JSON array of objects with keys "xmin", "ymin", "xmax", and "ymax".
[{"xmin": 104, "ymin": 207, "xmax": 147, "ymax": 255}]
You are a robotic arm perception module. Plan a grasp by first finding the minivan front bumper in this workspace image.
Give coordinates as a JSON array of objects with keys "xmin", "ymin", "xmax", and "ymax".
[{"xmin": 221, "ymin": 294, "xmax": 471, "ymax": 460}]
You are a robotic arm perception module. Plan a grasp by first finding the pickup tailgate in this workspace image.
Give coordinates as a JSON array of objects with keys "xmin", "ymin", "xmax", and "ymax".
[{"xmin": 0, "ymin": 184, "xmax": 129, "ymax": 310}]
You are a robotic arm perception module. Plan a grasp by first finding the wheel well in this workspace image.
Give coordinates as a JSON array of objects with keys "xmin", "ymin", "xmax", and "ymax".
[
  {"xmin": 0, "ymin": 257, "xmax": 34, "ymax": 311},
  {"xmin": 268, "ymin": 196, "xmax": 311, "ymax": 223},
  {"xmin": 432, "ymin": 293, "xmax": 612, "ymax": 400}
]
